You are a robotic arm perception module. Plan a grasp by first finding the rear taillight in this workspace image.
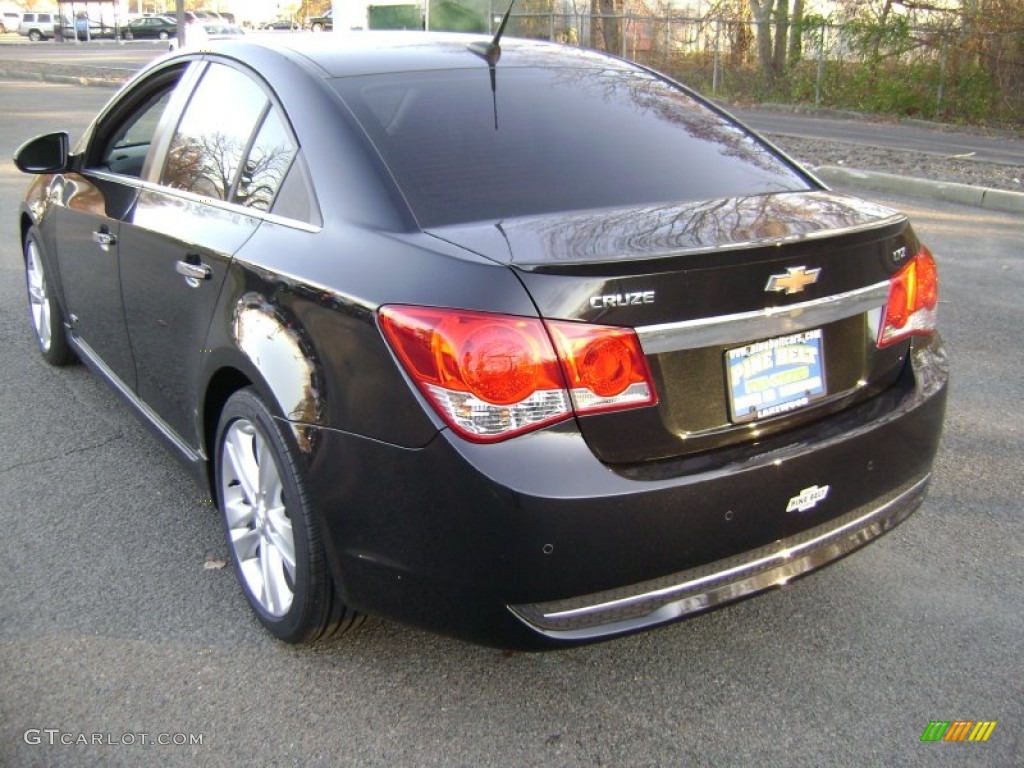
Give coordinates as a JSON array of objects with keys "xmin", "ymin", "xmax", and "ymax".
[
  {"xmin": 379, "ymin": 306, "xmax": 657, "ymax": 442},
  {"xmin": 877, "ymin": 247, "xmax": 939, "ymax": 348},
  {"xmin": 546, "ymin": 321, "xmax": 657, "ymax": 414}
]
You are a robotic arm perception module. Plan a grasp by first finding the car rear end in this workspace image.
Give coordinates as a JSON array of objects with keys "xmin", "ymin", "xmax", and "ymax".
[{"xmin": 323, "ymin": 37, "xmax": 948, "ymax": 646}]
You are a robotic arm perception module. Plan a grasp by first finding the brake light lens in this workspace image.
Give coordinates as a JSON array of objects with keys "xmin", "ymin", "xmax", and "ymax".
[
  {"xmin": 547, "ymin": 321, "xmax": 657, "ymax": 413},
  {"xmin": 379, "ymin": 306, "xmax": 657, "ymax": 442},
  {"xmin": 878, "ymin": 247, "xmax": 939, "ymax": 348}
]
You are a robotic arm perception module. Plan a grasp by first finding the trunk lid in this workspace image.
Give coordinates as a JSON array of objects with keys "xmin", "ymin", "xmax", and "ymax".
[{"xmin": 426, "ymin": 191, "xmax": 918, "ymax": 464}]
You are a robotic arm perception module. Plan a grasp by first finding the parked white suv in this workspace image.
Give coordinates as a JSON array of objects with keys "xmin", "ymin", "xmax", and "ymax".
[{"xmin": 18, "ymin": 12, "xmax": 57, "ymax": 41}]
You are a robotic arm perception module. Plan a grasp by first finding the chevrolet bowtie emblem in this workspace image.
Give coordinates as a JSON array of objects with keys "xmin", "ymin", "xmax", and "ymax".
[{"xmin": 765, "ymin": 266, "xmax": 822, "ymax": 295}]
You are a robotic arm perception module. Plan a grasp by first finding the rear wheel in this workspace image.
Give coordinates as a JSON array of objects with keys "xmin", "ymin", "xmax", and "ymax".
[
  {"xmin": 215, "ymin": 388, "xmax": 363, "ymax": 643},
  {"xmin": 24, "ymin": 230, "xmax": 73, "ymax": 366},
  {"xmin": 158, "ymin": 30, "xmax": 168, "ymax": 40},
  {"xmin": 312, "ymin": 22, "xmax": 323, "ymax": 32},
  {"xmin": 28, "ymin": 29, "xmax": 42, "ymax": 42}
]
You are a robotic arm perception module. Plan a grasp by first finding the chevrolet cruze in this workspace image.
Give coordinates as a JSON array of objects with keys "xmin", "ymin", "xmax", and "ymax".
[{"xmin": 14, "ymin": 32, "xmax": 948, "ymax": 648}]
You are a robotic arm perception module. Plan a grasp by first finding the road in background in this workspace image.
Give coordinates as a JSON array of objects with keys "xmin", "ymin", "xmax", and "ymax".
[
  {"xmin": 1, "ymin": 79, "xmax": 1021, "ymax": 768},
  {"xmin": 730, "ymin": 106, "xmax": 1024, "ymax": 166}
]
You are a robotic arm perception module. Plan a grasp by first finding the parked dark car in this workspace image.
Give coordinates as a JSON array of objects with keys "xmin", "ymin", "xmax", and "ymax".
[
  {"xmin": 307, "ymin": 9, "xmax": 332, "ymax": 31},
  {"xmin": 262, "ymin": 18, "xmax": 300, "ymax": 31},
  {"xmin": 124, "ymin": 16, "xmax": 177, "ymax": 40},
  {"xmin": 14, "ymin": 33, "xmax": 947, "ymax": 649}
]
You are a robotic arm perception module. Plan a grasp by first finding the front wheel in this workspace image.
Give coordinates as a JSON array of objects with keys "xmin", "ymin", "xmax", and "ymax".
[
  {"xmin": 215, "ymin": 388, "xmax": 363, "ymax": 643},
  {"xmin": 24, "ymin": 230, "xmax": 74, "ymax": 366},
  {"xmin": 28, "ymin": 29, "xmax": 42, "ymax": 42},
  {"xmin": 312, "ymin": 22, "xmax": 323, "ymax": 32},
  {"xmin": 158, "ymin": 30, "xmax": 168, "ymax": 40}
]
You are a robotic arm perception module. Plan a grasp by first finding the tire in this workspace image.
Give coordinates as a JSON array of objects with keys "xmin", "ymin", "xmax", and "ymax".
[
  {"xmin": 215, "ymin": 388, "xmax": 363, "ymax": 643},
  {"xmin": 312, "ymin": 22, "xmax": 323, "ymax": 32},
  {"xmin": 124, "ymin": 31, "xmax": 134, "ymax": 40},
  {"xmin": 24, "ymin": 230, "xmax": 74, "ymax": 366},
  {"xmin": 158, "ymin": 30, "xmax": 168, "ymax": 40},
  {"xmin": 29, "ymin": 29, "xmax": 42, "ymax": 42}
]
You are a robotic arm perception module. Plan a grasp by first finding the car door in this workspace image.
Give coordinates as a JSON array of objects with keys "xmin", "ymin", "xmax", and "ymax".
[
  {"xmin": 53, "ymin": 65, "xmax": 194, "ymax": 388},
  {"xmin": 119, "ymin": 61, "xmax": 286, "ymax": 448}
]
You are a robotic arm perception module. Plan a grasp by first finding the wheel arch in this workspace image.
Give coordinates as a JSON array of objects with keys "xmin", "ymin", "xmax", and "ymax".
[
  {"xmin": 201, "ymin": 365, "xmax": 253, "ymax": 497},
  {"xmin": 19, "ymin": 212, "xmax": 33, "ymax": 251}
]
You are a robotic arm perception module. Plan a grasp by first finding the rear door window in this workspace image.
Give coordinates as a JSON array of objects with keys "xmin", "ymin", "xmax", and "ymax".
[
  {"xmin": 231, "ymin": 107, "xmax": 297, "ymax": 212},
  {"xmin": 161, "ymin": 63, "xmax": 268, "ymax": 200}
]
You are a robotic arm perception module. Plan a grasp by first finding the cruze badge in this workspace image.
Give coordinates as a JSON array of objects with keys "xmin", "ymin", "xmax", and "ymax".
[
  {"xmin": 786, "ymin": 485, "xmax": 830, "ymax": 513},
  {"xmin": 589, "ymin": 290, "xmax": 655, "ymax": 309},
  {"xmin": 766, "ymin": 266, "xmax": 821, "ymax": 295}
]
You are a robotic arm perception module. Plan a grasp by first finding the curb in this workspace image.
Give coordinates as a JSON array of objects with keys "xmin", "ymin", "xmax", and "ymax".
[
  {"xmin": 813, "ymin": 166, "xmax": 1024, "ymax": 215},
  {"xmin": 0, "ymin": 68, "xmax": 123, "ymax": 87},
  {"xmin": 0, "ymin": 66, "xmax": 125, "ymax": 88}
]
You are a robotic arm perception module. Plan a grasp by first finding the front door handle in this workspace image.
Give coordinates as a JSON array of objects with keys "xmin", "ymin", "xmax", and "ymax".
[
  {"xmin": 92, "ymin": 228, "xmax": 117, "ymax": 251},
  {"xmin": 175, "ymin": 258, "xmax": 212, "ymax": 287}
]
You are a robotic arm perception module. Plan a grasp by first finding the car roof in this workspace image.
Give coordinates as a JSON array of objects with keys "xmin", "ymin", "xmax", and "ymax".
[{"xmin": 204, "ymin": 31, "xmax": 635, "ymax": 79}]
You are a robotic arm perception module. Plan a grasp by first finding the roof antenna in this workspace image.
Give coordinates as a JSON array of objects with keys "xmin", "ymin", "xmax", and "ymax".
[
  {"xmin": 468, "ymin": 0, "xmax": 516, "ymax": 130},
  {"xmin": 468, "ymin": 0, "xmax": 516, "ymax": 64}
]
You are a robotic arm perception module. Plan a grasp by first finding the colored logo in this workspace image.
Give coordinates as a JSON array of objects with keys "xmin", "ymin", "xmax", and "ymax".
[
  {"xmin": 921, "ymin": 721, "xmax": 997, "ymax": 742},
  {"xmin": 765, "ymin": 266, "xmax": 821, "ymax": 295}
]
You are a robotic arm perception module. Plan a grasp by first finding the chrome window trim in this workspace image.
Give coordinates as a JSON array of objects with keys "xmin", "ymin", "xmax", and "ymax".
[
  {"xmin": 636, "ymin": 280, "xmax": 891, "ymax": 354},
  {"xmin": 87, "ymin": 171, "xmax": 323, "ymax": 234}
]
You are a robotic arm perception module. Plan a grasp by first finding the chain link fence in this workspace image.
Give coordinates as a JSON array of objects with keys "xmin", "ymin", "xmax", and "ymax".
[{"xmin": 498, "ymin": 12, "xmax": 1023, "ymax": 126}]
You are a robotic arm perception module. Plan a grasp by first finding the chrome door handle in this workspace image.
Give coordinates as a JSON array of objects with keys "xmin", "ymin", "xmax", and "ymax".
[
  {"xmin": 175, "ymin": 259, "xmax": 212, "ymax": 286},
  {"xmin": 92, "ymin": 230, "xmax": 117, "ymax": 251}
]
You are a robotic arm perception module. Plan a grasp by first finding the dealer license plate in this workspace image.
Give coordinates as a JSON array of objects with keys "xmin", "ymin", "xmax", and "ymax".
[{"xmin": 726, "ymin": 329, "xmax": 826, "ymax": 423}]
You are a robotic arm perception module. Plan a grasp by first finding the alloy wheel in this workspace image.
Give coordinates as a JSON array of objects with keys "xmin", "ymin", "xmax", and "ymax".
[
  {"xmin": 25, "ymin": 239, "xmax": 52, "ymax": 352},
  {"xmin": 220, "ymin": 418, "xmax": 296, "ymax": 617}
]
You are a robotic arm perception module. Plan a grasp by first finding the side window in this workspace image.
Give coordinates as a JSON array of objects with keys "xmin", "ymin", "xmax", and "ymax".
[
  {"xmin": 232, "ymin": 108, "xmax": 297, "ymax": 212},
  {"xmin": 161, "ymin": 64, "xmax": 268, "ymax": 200},
  {"xmin": 99, "ymin": 89, "xmax": 174, "ymax": 177}
]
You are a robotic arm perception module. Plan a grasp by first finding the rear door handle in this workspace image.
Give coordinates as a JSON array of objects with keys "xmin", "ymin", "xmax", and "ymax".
[
  {"xmin": 175, "ymin": 258, "xmax": 212, "ymax": 286},
  {"xmin": 92, "ymin": 228, "xmax": 117, "ymax": 251}
]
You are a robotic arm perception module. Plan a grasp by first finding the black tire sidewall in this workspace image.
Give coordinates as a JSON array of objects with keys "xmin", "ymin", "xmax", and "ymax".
[{"xmin": 214, "ymin": 388, "xmax": 325, "ymax": 643}]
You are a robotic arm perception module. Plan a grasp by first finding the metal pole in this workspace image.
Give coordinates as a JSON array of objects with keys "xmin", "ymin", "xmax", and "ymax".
[
  {"xmin": 815, "ymin": 23, "xmax": 825, "ymax": 106},
  {"xmin": 936, "ymin": 41, "xmax": 947, "ymax": 115},
  {"xmin": 712, "ymin": 17, "xmax": 721, "ymax": 96},
  {"xmin": 175, "ymin": 0, "xmax": 184, "ymax": 47}
]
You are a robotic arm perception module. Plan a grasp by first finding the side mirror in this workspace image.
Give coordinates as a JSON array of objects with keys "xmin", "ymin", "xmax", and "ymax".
[{"xmin": 13, "ymin": 132, "xmax": 71, "ymax": 174}]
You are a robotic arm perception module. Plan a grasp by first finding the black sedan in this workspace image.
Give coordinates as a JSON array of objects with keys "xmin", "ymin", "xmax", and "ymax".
[
  {"xmin": 123, "ymin": 16, "xmax": 177, "ymax": 40},
  {"xmin": 14, "ymin": 32, "xmax": 947, "ymax": 649}
]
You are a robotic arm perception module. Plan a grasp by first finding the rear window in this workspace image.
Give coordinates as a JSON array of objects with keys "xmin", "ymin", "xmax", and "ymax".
[{"xmin": 335, "ymin": 67, "xmax": 811, "ymax": 227}]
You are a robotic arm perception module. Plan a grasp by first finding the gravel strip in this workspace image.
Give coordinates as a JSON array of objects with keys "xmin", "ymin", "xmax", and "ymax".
[{"xmin": 770, "ymin": 135, "xmax": 1024, "ymax": 193}]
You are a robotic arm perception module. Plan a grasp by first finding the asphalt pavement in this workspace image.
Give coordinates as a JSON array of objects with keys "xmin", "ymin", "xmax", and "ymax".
[{"xmin": 1, "ymin": 78, "xmax": 1022, "ymax": 768}]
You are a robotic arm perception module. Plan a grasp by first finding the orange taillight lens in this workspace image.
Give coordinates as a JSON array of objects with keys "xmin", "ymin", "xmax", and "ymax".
[
  {"xmin": 547, "ymin": 321, "xmax": 657, "ymax": 412},
  {"xmin": 878, "ymin": 247, "xmax": 939, "ymax": 348},
  {"xmin": 379, "ymin": 306, "xmax": 657, "ymax": 442}
]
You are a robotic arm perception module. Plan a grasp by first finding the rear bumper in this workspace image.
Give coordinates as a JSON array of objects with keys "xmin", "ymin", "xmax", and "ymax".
[
  {"xmin": 508, "ymin": 473, "xmax": 928, "ymax": 640},
  {"xmin": 303, "ymin": 336, "xmax": 947, "ymax": 648}
]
